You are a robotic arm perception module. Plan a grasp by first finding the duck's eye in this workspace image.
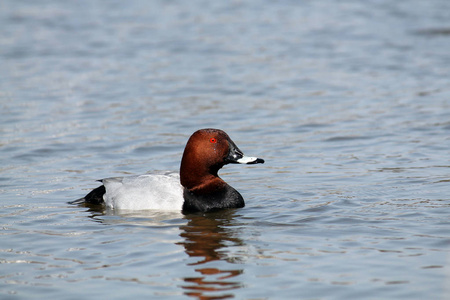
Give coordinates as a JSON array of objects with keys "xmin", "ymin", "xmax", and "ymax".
[{"xmin": 210, "ymin": 138, "xmax": 217, "ymax": 143}]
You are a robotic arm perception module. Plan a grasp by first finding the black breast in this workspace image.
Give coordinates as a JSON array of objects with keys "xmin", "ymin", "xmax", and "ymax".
[{"xmin": 182, "ymin": 185, "xmax": 244, "ymax": 213}]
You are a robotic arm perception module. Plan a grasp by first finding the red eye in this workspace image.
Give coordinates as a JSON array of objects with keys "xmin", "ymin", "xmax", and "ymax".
[{"xmin": 210, "ymin": 138, "xmax": 217, "ymax": 143}]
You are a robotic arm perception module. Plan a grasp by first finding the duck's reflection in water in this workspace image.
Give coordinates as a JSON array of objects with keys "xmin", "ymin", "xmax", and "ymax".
[{"xmin": 179, "ymin": 210, "xmax": 245, "ymax": 299}]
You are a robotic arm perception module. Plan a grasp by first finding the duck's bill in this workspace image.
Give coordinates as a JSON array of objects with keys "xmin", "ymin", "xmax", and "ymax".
[
  {"xmin": 226, "ymin": 139, "xmax": 265, "ymax": 165},
  {"xmin": 236, "ymin": 156, "xmax": 265, "ymax": 164}
]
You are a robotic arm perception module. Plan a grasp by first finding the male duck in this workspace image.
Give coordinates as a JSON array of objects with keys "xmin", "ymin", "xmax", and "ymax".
[{"xmin": 76, "ymin": 128, "xmax": 264, "ymax": 213}]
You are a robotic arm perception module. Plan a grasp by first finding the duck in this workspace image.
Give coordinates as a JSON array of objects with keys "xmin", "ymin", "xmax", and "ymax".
[{"xmin": 75, "ymin": 128, "xmax": 264, "ymax": 213}]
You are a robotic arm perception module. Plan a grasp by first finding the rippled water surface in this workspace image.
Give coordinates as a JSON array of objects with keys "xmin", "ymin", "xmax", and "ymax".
[{"xmin": 1, "ymin": 0, "xmax": 450, "ymax": 299}]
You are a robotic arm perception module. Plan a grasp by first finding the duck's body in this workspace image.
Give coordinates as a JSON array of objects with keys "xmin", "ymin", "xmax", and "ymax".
[{"xmin": 75, "ymin": 129, "xmax": 264, "ymax": 213}]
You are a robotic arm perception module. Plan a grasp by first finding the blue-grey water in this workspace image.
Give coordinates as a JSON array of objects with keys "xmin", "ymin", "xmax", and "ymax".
[{"xmin": 1, "ymin": 0, "xmax": 450, "ymax": 299}]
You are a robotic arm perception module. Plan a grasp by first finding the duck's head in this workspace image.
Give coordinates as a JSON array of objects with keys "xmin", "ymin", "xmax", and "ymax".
[{"xmin": 180, "ymin": 128, "xmax": 264, "ymax": 190}]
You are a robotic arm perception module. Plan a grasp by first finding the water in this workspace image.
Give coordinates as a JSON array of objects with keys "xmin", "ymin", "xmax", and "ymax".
[{"xmin": 1, "ymin": 0, "xmax": 450, "ymax": 299}]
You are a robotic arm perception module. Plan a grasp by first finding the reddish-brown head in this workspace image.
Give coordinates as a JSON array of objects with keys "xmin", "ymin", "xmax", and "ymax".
[{"xmin": 179, "ymin": 128, "xmax": 264, "ymax": 191}]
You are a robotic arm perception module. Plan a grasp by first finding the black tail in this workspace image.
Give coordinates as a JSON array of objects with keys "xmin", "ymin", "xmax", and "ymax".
[{"xmin": 70, "ymin": 185, "xmax": 106, "ymax": 205}]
